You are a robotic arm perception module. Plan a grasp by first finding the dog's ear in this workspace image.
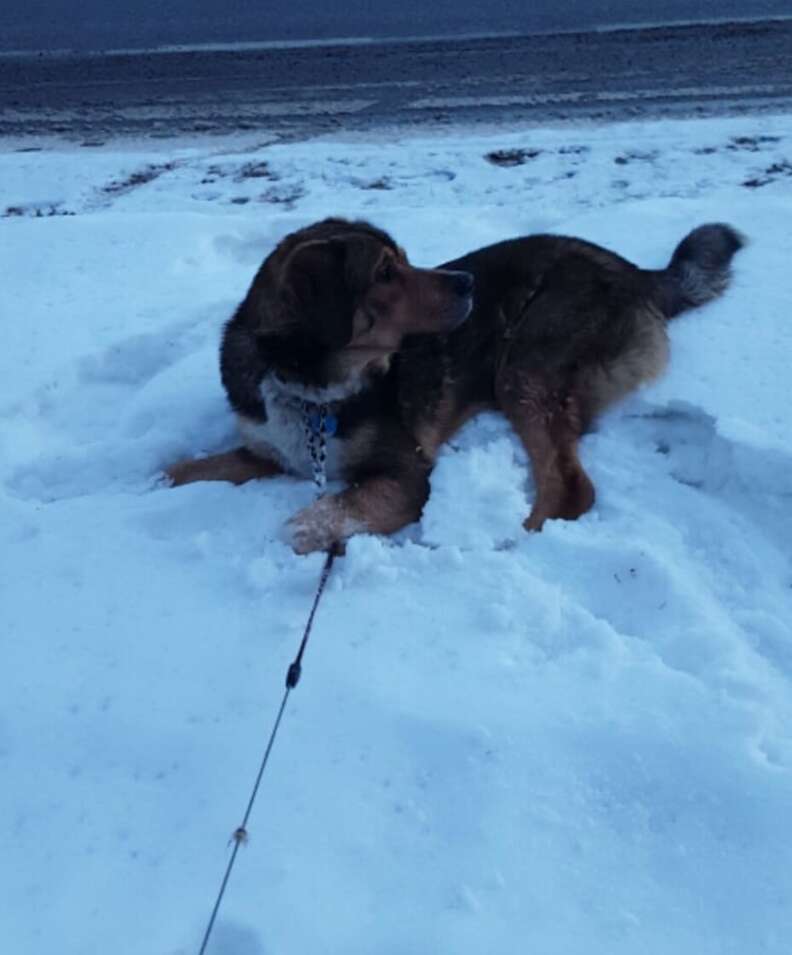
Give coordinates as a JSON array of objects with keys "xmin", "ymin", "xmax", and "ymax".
[{"xmin": 280, "ymin": 239, "xmax": 356, "ymax": 347}]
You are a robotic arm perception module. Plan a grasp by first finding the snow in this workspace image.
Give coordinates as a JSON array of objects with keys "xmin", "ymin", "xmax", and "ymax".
[{"xmin": 2, "ymin": 113, "xmax": 791, "ymax": 955}]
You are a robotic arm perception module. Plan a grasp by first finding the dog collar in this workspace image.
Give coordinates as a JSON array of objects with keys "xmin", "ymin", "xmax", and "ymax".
[{"xmin": 300, "ymin": 400, "xmax": 338, "ymax": 491}]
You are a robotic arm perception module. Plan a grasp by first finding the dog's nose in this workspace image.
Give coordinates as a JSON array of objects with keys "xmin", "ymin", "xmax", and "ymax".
[{"xmin": 451, "ymin": 270, "xmax": 475, "ymax": 296}]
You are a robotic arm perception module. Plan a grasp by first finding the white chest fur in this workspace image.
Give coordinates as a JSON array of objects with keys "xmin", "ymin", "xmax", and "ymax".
[{"xmin": 236, "ymin": 380, "xmax": 345, "ymax": 481}]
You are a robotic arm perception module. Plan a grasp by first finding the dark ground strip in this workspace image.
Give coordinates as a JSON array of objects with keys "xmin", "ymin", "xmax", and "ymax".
[{"xmin": 1, "ymin": 19, "xmax": 790, "ymax": 143}]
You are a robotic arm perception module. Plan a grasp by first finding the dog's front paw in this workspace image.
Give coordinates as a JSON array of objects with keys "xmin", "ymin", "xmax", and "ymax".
[
  {"xmin": 287, "ymin": 497, "xmax": 341, "ymax": 555},
  {"xmin": 287, "ymin": 495, "xmax": 365, "ymax": 555}
]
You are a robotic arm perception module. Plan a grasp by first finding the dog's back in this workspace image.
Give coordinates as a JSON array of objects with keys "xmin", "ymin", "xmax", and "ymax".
[
  {"xmin": 422, "ymin": 223, "xmax": 745, "ymax": 418},
  {"xmin": 400, "ymin": 224, "xmax": 744, "ymax": 530}
]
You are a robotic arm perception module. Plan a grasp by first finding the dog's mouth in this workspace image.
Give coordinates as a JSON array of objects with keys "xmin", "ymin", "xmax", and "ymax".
[
  {"xmin": 450, "ymin": 292, "xmax": 474, "ymax": 328},
  {"xmin": 432, "ymin": 290, "xmax": 473, "ymax": 335},
  {"xmin": 433, "ymin": 268, "xmax": 475, "ymax": 332}
]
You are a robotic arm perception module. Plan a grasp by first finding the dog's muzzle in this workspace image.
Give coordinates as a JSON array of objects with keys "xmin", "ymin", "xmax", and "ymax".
[
  {"xmin": 443, "ymin": 269, "xmax": 475, "ymax": 328},
  {"xmin": 448, "ymin": 270, "xmax": 475, "ymax": 297}
]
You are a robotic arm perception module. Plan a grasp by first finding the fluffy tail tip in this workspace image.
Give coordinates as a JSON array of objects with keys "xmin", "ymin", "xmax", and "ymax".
[
  {"xmin": 666, "ymin": 223, "xmax": 746, "ymax": 313},
  {"xmin": 670, "ymin": 222, "xmax": 746, "ymax": 271}
]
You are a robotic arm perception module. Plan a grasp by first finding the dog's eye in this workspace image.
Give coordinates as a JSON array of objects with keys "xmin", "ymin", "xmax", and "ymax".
[{"xmin": 376, "ymin": 260, "xmax": 395, "ymax": 283}]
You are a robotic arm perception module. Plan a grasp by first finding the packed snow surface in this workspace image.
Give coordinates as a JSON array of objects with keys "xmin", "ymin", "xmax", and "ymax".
[{"xmin": 2, "ymin": 114, "xmax": 791, "ymax": 955}]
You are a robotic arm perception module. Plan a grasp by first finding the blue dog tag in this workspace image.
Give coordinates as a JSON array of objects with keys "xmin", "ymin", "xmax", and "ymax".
[{"xmin": 308, "ymin": 411, "xmax": 338, "ymax": 436}]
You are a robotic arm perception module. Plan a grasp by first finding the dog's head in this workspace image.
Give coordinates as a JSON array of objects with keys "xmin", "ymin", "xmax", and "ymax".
[{"xmin": 247, "ymin": 218, "xmax": 474, "ymax": 395}]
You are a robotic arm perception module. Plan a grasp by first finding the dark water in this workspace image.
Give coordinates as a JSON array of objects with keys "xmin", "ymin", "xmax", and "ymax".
[{"xmin": 2, "ymin": 0, "xmax": 791, "ymax": 53}]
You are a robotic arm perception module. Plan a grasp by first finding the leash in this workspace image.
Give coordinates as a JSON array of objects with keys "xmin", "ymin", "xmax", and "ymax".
[
  {"xmin": 197, "ymin": 397, "xmax": 340, "ymax": 954},
  {"xmin": 197, "ymin": 544, "xmax": 338, "ymax": 955}
]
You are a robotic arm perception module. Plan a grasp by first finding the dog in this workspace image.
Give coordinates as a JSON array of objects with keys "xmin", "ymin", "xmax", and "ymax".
[{"xmin": 167, "ymin": 217, "xmax": 744, "ymax": 553}]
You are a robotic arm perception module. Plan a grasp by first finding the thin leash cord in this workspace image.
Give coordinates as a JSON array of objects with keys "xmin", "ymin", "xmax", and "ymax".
[{"xmin": 197, "ymin": 545, "xmax": 337, "ymax": 955}]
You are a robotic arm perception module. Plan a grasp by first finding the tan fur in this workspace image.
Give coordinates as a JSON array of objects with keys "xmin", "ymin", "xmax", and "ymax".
[
  {"xmin": 577, "ymin": 304, "xmax": 670, "ymax": 417},
  {"xmin": 414, "ymin": 391, "xmax": 492, "ymax": 462},
  {"xmin": 289, "ymin": 473, "xmax": 427, "ymax": 555},
  {"xmin": 495, "ymin": 372, "xmax": 595, "ymax": 531},
  {"xmin": 166, "ymin": 448, "xmax": 282, "ymax": 486}
]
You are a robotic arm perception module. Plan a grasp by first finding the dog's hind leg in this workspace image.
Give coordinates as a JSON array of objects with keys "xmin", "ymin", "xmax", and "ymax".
[
  {"xmin": 165, "ymin": 448, "xmax": 282, "ymax": 487},
  {"xmin": 497, "ymin": 376, "xmax": 595, "ymax": 532}
]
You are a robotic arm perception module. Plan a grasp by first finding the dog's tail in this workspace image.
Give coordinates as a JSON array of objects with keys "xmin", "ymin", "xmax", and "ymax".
[{"xmin": 653, "ymin": 223, "xmax": 745, "ymax": 319}]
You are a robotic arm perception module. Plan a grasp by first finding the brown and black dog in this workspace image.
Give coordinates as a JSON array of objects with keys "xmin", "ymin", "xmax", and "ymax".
[{"xmin": 167, "ymin": 217, "xmax": 743, "ymax": 553}]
